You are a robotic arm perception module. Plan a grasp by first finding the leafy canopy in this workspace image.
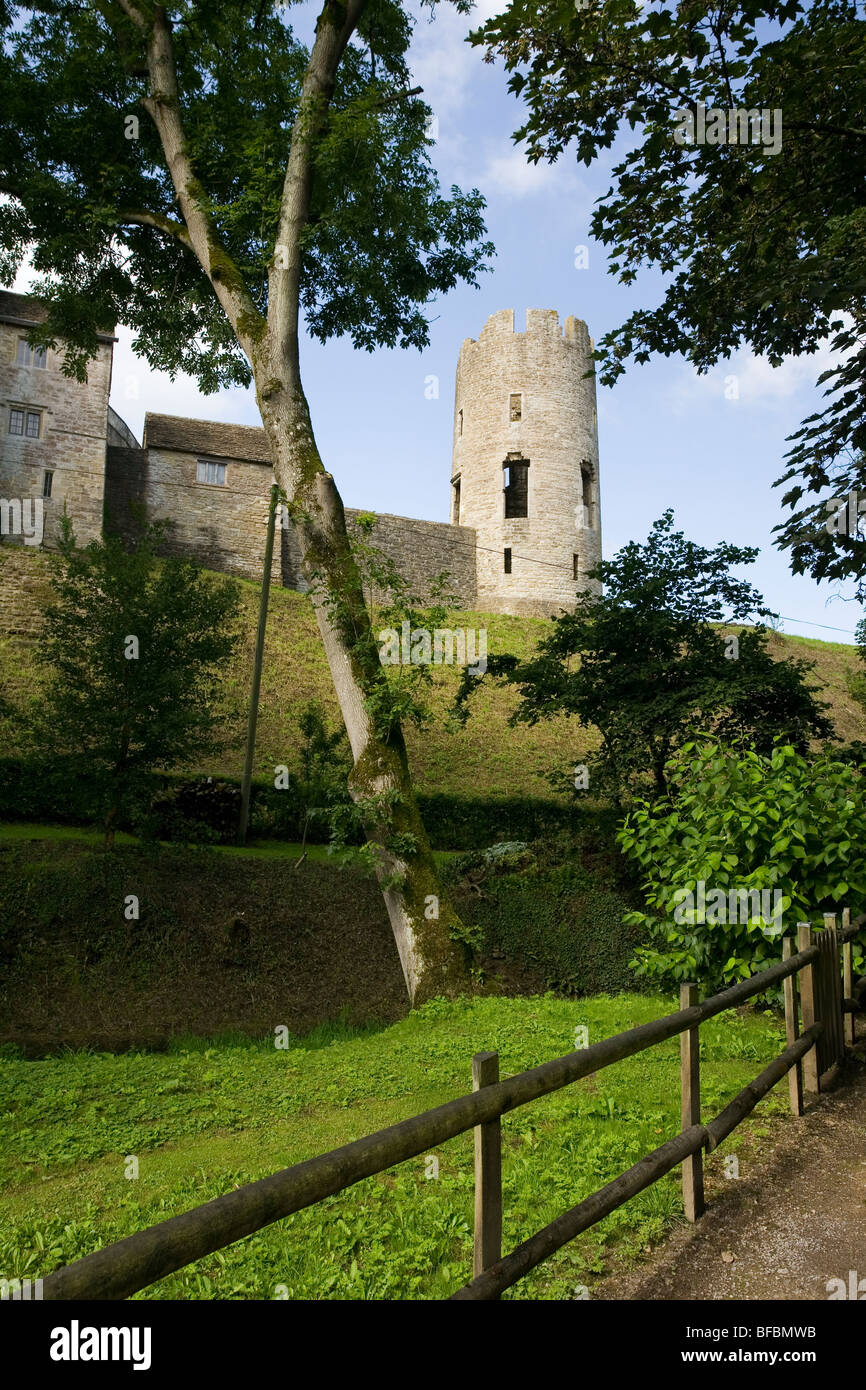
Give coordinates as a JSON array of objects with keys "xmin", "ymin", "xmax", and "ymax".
[
  {"xmin": 474, "ymin": 0, "xmax": 866, "ymax": 586},
  {"xmin": 0, "ymin": 0, "xmax": 493, "ymax": 385},
  {"xmin": 455, "ymin": 512, "xmax": 833, "ymax": 796}
]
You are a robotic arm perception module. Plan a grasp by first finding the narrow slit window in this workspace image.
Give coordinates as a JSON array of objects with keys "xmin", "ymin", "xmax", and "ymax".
[
  {"xmin": 573, "ymin": 553, "xmax": 579, "ymax": 580},
  {"xmin": 42, "ymin": 470, "xmax": 54, "ymax": 498},
  {"xmin": 509, "ymin": 393, "xmax": 522, "ymax": 422},
  {"xmin": 504, "ymin": 547, "xmax": 512, "ymax": 574},
  {"xmin": 457, "ymin": 409, "xmax": 463, "ymax": 437},
  {"xmin": 452, "ymin": 478, "xmax": 461, "ymax": 524}
]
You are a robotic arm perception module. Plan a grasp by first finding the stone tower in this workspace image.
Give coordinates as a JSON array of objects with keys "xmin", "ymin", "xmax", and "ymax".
[{"xmin": 450, "ymin": 308, "xmax": 601, "ymax": 618}]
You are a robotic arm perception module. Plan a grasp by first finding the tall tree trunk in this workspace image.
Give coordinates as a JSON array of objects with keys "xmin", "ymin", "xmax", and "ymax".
[{"xmin": 258, "ymin": 378, "xmax": 471, "ymax": 1004}]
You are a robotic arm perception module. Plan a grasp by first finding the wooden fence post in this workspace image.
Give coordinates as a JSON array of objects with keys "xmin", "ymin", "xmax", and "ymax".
[
  {"xmin": 843, "ymin": 907, "xmax": 855, "ymax": 1048},
  {"xmin": 680, "ymin": 983, "xmax": 704, "ymax": 1221},
  {"xmin": 782, "ymin": 937, "xmax": 804, "ymax": 1117},
  {"xmin": 472, "ymin": 1051, "xmax": 502, "ymax": 1282},
  {"xmin": 822, "ymin": 912, "xmax": 845, "ymax": 1072},
  {"xmin": 797, "ymin": 922, "xmax": 820, "ymax": 1094}
]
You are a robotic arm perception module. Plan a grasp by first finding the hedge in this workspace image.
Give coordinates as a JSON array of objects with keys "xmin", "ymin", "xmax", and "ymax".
[{"xmin": 0, "ymin": 756, "xmax": 587, "ymax": 851}]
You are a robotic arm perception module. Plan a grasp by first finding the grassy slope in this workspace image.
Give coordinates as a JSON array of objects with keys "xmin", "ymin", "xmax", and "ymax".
[
  {"xmin": 0, "ymin": 994, "xmax": 790, "ymax": 1301},
  {"xmin": 1, "ymin": 548, "xmax": 863, "ymax": 798}
]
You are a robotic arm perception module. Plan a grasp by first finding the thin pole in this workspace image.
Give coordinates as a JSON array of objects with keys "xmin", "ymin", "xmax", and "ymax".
[
  {"xmin": 238, "ymin": 483, "xmax": 279, "ymax": 846},
  {"xmin": 843, "ymin": 908, "xmax": 855, "ymax": 1048},
  {"xmin": 797, "ymin": 922, "xmax": 820, "ymax": 1094}
]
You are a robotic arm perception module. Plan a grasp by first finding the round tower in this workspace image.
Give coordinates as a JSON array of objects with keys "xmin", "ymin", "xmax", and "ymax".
[{"xmin": 450, "ymin": 308, "xmax": 601, "ymax": 618}]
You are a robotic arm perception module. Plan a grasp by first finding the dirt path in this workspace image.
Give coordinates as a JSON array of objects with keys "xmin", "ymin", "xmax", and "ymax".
[{"xmin": 594, "ymin": 1048, "xmax": 866, "ymax": 1301}]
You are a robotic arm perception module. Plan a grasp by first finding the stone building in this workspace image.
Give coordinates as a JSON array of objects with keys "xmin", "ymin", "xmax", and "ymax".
[
  {"xmin": 1, "ymin": 293, "xmax": 602, "ymax": 617},
  {"xmin": 0, "ymin": 289, "xmax": 113, "ymax": 548}
]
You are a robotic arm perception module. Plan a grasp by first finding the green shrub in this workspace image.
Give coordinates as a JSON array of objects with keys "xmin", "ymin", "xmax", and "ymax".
[{"xmin": 617, "ymin": 738, "xmax": 866, "ymax": 994}]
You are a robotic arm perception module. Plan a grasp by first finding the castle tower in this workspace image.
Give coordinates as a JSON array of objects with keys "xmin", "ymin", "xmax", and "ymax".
[{"xmin": 450, "ymin": 308, "xmax": 601, "ymax": 618}]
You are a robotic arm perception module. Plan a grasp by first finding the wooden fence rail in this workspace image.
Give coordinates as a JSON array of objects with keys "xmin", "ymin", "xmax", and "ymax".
[{"xmin": 40, "ymin": 915, "xmax": 864, "ymax": 1302}]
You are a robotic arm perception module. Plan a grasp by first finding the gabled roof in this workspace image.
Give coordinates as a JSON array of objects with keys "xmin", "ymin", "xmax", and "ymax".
[
  {"xmin": 144, "ymin": 412, "xmax": 273, "ymax": 464},
  {"xmin": 0, "ymin": 288, "xmax": 117, "ymax": 343}
]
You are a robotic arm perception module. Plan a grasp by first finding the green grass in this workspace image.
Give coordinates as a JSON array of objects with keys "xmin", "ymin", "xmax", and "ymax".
[{"xmin": 0, "ymin": 993, "xmax": 790, "ymax": 1300}]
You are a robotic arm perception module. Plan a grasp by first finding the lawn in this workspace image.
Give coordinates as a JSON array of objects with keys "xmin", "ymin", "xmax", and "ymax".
[{"xmin": 0, "ymin": 993, "xmax": 790, "ymax": 1300}]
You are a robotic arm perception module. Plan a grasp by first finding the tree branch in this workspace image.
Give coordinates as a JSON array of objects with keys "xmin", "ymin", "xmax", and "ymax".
[
  {"xmin": 116, "ymin": 208, "xmax": 194, "ymax": 249},
  {"xmin": 270, "ymin": 0, "xmax": 370, "ymax": 379}
]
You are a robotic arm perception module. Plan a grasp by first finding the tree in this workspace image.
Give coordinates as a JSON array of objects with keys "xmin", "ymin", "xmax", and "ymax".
[
  {"xmin": 618, "ymin": 737, "xmax": 866, "ymax": 994},
  {"xmin": 474, "ymin": 0, "xmax": 866, "ymax": 586},
  {"xmin": 33, "ymin": 518, "xmax": 243, "ymax": 847},
  {"xmin": 455, "ymin": 512, "xmax": 834, "ymax": 797},
  {"xmin": 0, "ymin": 0, "xmax": 494, "ymax": 1001}
]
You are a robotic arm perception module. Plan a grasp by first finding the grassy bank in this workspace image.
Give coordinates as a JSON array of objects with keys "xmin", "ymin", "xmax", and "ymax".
[
  {"xmin": 1, "ymin": 548, "xmax": 863, "ymax": 801},
  {"xmin": 0, "ymin": 830, "xmax": 640, "ymax": 1049},
  {"xmin": 0, "ymin": 993, "xmax": 790, "ymax": 1300}
]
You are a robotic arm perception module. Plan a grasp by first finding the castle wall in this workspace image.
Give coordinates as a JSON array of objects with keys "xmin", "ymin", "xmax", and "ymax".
[
  {"xmin": 340, "ymin": 510, "xmax": 477, "ymax": 610},
  {"xmin": 105, "ymin": 445, "xmax": 477, "ymax": 607},
  {"xmin": 0, "ymin": 317, "xmax": 111, "ymax": 549},
  {"xmin": 451, "ymin": 308, "xmax": 602, "ymax": 618},
  {"xmin": 105, "ymin": 444, "xmax": 295, "ymax": 586}
]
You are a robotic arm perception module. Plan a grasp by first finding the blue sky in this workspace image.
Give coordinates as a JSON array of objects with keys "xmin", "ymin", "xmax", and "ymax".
[{"xmin": 50, "ymin": 0, "xmax": 863, "ymax": 643}]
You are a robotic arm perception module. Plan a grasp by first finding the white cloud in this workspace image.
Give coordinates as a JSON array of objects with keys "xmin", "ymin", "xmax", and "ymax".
[
  {"xmin": 110, "ymin": 326, "xmax": 257, "ymax": 442},
  {"xmin": 408, "ymin": 2, "xmax": 481, "ymax": 117},
  {"xmin": 481, "ymin": 148, "xmax": 560, "ymax": 198},
  {"xmin": 669, "ymin": 331, "xmax": 847, "ymax": 412}
]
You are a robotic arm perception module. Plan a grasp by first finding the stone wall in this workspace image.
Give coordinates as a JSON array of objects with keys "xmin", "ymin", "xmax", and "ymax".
[
  {"xmin": 105, "ymin": 445, "xmax": 478, "ymax": 607},
  {"xmin": 342, "ymin": 509, "xmax": 477, "ymax": 609},
  {"xmin": 0, "ymin": 319, "xmax": 111, "ymax": 549},
  {"xmin": 105, "ymin": 444, "xmax": 295, "ymax": 586},
  {"xmin": 0, "ymin": 546, "xmax": 51, "ymax": 637},
  {"xmin": 451, "ymin": 308, "xmax": 602, "ymax": 618}
]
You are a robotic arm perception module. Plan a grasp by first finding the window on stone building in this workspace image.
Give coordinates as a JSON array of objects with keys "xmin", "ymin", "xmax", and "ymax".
[
  {"xmin": 504, "ymin": 547, "xmax": 512, "ymax": 574},
  {"xmin": 573, "ymin": 553, "xmax": 579, "ymax": 580},
  {"xmin": 196, "ymin": 459, "xmax": 227, "ymax": 486},
  {"xmin": 17, "ymin": 338, "xmax": 47, "ymax": 369},
  {"xmin": 509, "ymin": 393, "xmax": 522, "ymax": 422},
  {"xmin": 8, "ymin": 407, "xmax": 41, "ymax": 437},
  {"xmin": 457, "ymin": 409, "xmax": 463, "ymax": 436},
  {"xmin": 42, "ymin": 470, "xmax": 53, "ymax": 498},
  {"xmin": 503, "ymin": 456, "xmax": 529, "ymax": 518},
  {"xmin": 452, "ymin": 477, "xmax": 461, "ymax": 524}
]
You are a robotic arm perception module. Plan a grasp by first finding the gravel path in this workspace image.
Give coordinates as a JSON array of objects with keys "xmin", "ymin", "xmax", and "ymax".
[{"xmin": 594, "ymin": 1043, "xmax": 866, "ymax": 1301}]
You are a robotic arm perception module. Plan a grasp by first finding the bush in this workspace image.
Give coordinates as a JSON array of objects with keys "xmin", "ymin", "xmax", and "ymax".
[{"xmin": 617, "ymin": 738, "xmax": 866, "ymax": 994}]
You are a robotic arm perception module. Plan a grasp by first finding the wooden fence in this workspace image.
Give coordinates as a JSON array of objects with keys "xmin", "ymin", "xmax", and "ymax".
[{"xmin": 40, "ymin": 911, "xmax": 865, "ymax": 1302}]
